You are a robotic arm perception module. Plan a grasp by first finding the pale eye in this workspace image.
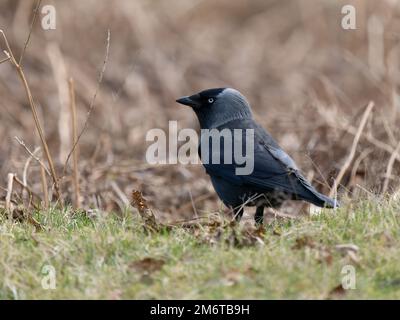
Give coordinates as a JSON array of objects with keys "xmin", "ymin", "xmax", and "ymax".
[{"xmin": 208, "ymin": 98, "xmax": 215, "ymax": 104}]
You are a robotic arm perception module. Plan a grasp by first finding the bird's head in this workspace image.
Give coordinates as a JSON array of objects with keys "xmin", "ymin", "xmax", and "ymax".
[{"xmin": 176, "ymin": 88, "xmax": 253, "ymax": 128}]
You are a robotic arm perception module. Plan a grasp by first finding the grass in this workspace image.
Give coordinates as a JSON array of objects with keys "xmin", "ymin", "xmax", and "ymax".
[{"xmin": 0, "ymin": 199, "xmax": 399, "ymax": 300}]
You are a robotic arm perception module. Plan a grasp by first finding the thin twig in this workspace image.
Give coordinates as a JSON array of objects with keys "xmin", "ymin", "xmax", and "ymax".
[
  {"xmin": 40, "ymin": 165, "xmax": 49, "ymax": 209},
  {"xmin": 23, "ymin": 147, "xmax": 39, "ymax": 186},
  {"xmin": 14, "ymin": 137, "xmax": 51, "ymax": 176},
  {"xmin": 64, "ymin": 29, "xmax": 111, "ymax": 174},
  {"xmin": 382, "ymin": 141, "xmax": 400, "ymax": 194},
  {"xmin": 22, "ymin": 146, "xmax": 40, "ymax": 203},
  {"xmin": 6, "ymin": 173, "xmax": 15, "ymax": 219},
  {"xmin": 318, "ymin": 104, "xmax": 400, "ymax": 164},
  {"xmin": 0, "ymin": 56, "xmax": 11, "ymax": 64},
  {"xmin": 19, "ymin": 0, "xmax": 42, "ymax": 66},
  {"xmin": 0, "ymin": 29, "xmax": 62, "ymax": 202},
  {"xmin": 12, "ymin": 177, "xmax": 43, "ymax": 229},
  {"xmin": 349, "ymin": 147, "xmax": 374, "ymax": 189},
  {"xmin": 13, "ymin": 176, "xmax": 42, "ymax": 203},
  {"xmin": 188, "ymin": 188, "xmax": 198, "ymax": 218},
  {"xmin": 304, "ymin": 154, "xmax": 330, "ymax": 189},
  {"xmin": 176, "ymin": 192, "xmax": 214, "ymax": 215},
  {"xmin": 47, "ymin": 43, "xmax": 71, "ymax": 162},
  {"xmin": 329, "ymin": 101, "xmax": 374, "ymax": 197},
  {"xmin": 110, "ymin": 181, "xmax": 130, "ymax": 206}
]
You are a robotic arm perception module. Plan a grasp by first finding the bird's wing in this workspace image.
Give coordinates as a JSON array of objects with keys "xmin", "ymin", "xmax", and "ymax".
[{"xmin": 199, "ymin": 119, "xmax": 336, "ymax": 207}]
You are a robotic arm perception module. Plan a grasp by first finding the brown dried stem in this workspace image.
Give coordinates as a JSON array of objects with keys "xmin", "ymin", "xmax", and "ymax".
[
  {"xmin": 21, "ymin": 146, "xmax": 39, "ymax": 204},
  {"xmin": 329, "ymin": 101, "xmax": 374, "ymax": 198},
  {"xmin": 382, "ymin": 141, "xmax": 400, "ymax": 195},
  {"xmin": 131, "ymin": 190, "xmax": 159, "ymax": 232},
  {"xmin": 15, "ymin": 137, "xmax": 51, "ymax": 177},
  {"xmin": 40, "ymin": 166, "xmax": 49, "ymax": 209},
  {"xmin": 0, "ymin": 29, "xmax": 62, "ymax": 202},
  {"xmin": 6, "ymin": 173, "xmax": 15, "ymax": 219},
  {"xmin": 0, "ymin": 55, "xmax": 11, "ymax": 64},
  {"xmin": 64, "ymin": 29, "xmax": 111, "ymax": 174},
  {"xmin": 19, "ymin": 0, "xmax": 42, "ymax": 66},
  {"xmin": 68, "ymin": 78, "xmax": 81, "ymax": 208}
]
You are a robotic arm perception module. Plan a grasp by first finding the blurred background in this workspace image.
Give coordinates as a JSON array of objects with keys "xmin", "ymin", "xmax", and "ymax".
[{"xmin": 0, "ymin": 0, "xmax": 400, "ymax": 221}]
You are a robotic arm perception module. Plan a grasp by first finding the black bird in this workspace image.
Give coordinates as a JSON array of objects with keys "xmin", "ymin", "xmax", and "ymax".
[{"xmin": 176, "ymin": 88, "xmax": 337, "ymax": 224}]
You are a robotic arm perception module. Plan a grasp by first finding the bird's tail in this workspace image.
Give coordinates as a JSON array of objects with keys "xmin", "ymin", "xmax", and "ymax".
[
  {"xmin": 295, "ymin": 173, "xmax": 339, "ymax": 208},
  {"xmin": 309, "ymin": 191, "xmax": 339, "ymax": 208}
]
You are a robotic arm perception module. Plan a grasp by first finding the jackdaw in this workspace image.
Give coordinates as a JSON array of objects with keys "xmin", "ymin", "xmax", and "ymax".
[{"xmin": 176, "ymin": 88, "xmax": 337, "ymax": 224}]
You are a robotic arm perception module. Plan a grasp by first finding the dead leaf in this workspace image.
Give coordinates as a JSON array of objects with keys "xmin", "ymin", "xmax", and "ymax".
[
  {"xmin": 292, "ymin": 235, "xmax": 316, "ymax": 249},
  {"xmin": 335, "ymin": 244, "xmax": 359, "ymax": 254},
  {"xmin": 379, "ymin": 232, "xmax": 395, "ymax": 247},
  {"xmin": 254, "ymin": 225, "xmax": 266, "ymax": 237},
  {"xmin": 221, "ymin": 266, "xmax": 256, "ymax": 286},
  {"xmin": 328, "ymin": 284, "xmax": 347, "ymax": 299},
  {"xmin": 131, "ymin": 190, "xmax": 160, "ymax": 232},
  {"xmin": 335, "ymin": 244, "xmax": 361, "ymax": 264},
  {"xmin": 272, "ymin": 227, "xmax": 282, "ymax": 236},
  {"xmin": 130, "ymin": 257, "xmax": 166, "ymax": 274},
  {"xmin": 347, "ymin": 250, "xmax": 361, "ymax": 264},
  {"xmin": 221, "ymin": 270, "xmax": 243, "ymax": 286},
  {"xmin": 108, "ymin": 289, "xmax": 122, "ymax": 300},
  {"xmin": 315, "ymin": 247, "xmax": 333, "ymax": 265}
]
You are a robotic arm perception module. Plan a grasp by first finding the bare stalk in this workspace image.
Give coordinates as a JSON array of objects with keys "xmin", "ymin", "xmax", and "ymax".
[
  {"xmin": 40, "ymin": 165, "xmax": 49, "ymax": 209},
  {"xmin": 15, "ymin": 137, "xmax": 51, "ymax": 176},
  {"xmin": 68, "ymin": 78, "xmax": 81, "ymax": 208},
  {"xmin": 13, "ymin": 176, "xmax": 42, "ymax": 202},
  {"xmin": 22, "ymin": 146, "xmax": 40, "ymax": 204},
  {"xmin": 382, "ymin": 141, "xmax": 400, "ymax": 195},
  {"xmin": 47, "ymin": 43, "xmax": 71, "ymax": 163},
  {"xmin": 64, "ymin": 29, "xmax": 111, "ymax": 174},
  {"xmin": 329, "ymin": 101, "xmax": 374, "ymax": 198},
  {"xmin": 317, "ymin": 104, "xmax": 400, "ymax": 164},
  {"xmin": 0, "ymin": 29, "xmax": 62, "ymax": 202},
  {"xmin": 0, "ymin": 56, "xmax": 11, "ymax": 64},
  {"xmin": 110, "ymin": 181, "xmax": 130, "ymax": 207},
  {"xmin": 19, "ymin": 0, "xmax": 42, "ymax": 66},
  {"xmin": 6, "ymin": 173, "xmax": 15, "ymax": 219}
]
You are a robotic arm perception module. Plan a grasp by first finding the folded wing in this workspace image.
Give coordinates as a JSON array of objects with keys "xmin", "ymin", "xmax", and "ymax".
[{"xmin": 199, "ymin": 119, "xmax": 337, "ymax": 208}]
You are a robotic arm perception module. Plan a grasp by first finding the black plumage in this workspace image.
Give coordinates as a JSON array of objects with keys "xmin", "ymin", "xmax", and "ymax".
[{"xmin": 176, "ymin": 88, "xmax": 337, "ymax": 224}]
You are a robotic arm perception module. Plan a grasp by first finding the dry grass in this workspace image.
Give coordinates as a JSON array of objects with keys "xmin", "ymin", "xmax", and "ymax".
[
  {"xmin": 1, "ymin": 0, "xmax": 400, "ymax": 222},
  {"xmin": 0, "ymin": 199, "xmax": 399, "ymax": 299}
]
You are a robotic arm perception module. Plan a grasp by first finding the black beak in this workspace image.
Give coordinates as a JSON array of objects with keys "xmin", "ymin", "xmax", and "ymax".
[{"xmin": 176, "ymin": 94, "xmax": 201, "ymax": 108}]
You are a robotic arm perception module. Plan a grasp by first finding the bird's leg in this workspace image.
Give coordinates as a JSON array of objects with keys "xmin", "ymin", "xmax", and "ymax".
[
  {"xmin": 233, "ymin": 206, "xmax": 244, "ymax": 222},
  {"xmin": 255, "ymin": 206, "xmax": 264, "ymax": 225}
]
